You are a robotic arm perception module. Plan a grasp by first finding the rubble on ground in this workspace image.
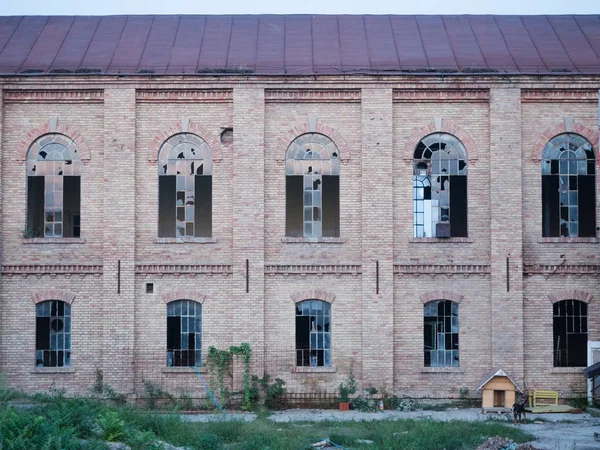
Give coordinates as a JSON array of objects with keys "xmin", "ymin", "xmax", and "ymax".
[{"xmin": 476, "ymin": 436, "xmax": 539, "ymax": 450}]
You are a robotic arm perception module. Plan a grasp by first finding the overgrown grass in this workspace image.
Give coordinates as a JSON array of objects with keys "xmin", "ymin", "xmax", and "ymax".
[{"xmin": 0, "ymin": 395, "xmax": 535, "ymax": 450}]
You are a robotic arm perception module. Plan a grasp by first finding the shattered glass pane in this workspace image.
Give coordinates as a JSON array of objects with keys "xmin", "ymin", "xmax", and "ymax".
[
  {"xmin": 296, "ymin": 300, "xmax": 331, "ymax": 367},
  {"xmin": 167, "ymin": 300, "xmax": 202, "ymax": 367},
  {"xmin": 36, "ymin": 301, "xmax": 71, "ymax": 367},
  {"xmin": 424, "ymin": 300, "xmax": 459, "ymax": 367}
]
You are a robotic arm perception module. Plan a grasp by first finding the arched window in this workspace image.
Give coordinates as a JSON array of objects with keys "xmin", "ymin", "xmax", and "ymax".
[
  {"xmin": 553, "ymin": 300, "xmax": 587, "ymax": 367},
  {"xmin": 542, "ymin": 133, "xmax": 596, "ymax": 237},
  {"xmin": 167, "ymin": 300, "xmax": 202, "ymax": 367},
  {"xmin": 413, "ymin": 133, "xmax": 467, "ymax": 238},
  {"xmin": 285, "ymin": 133, "xmax": 340, "ymax": 238},
  {"xmin": 424, "ymin": 300, "xmax": 459, "ymax": 367},
  {"xmin": 26, "ymin": 134, "xmax": 81, "ymax": 238},
  {"xmin": 295, "ymin": 300, "xmax": 331, "ymax": 367},
  {"xmin": 158, "ymin": 133, "xmax": 212, "ymax": 238},
  {"xmin": 36, "ymin": 300, "xmax": 71, "ymax": 367}
]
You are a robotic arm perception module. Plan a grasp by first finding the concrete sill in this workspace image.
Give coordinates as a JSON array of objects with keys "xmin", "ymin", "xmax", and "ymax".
[
  {"xmin": 32, "ymin": 367, "xmax": 75, "ymax": 374},
  {"xmin": 538, "ymin": 237, "xmax": 599, "ymax": 244},
  {"xmin": 282, "ymin": 237, "xmax": 346, "ymax": 244},
  {"xmin": 409, "ymin": 237, "xmax": 473, "ymax": 244},
  {"xmin": 22, "ymin": 237, "xmax": 86, "ymax": 244},
  {"xmin": 292, "ymin": 366, "xmax": 337, "ymax": 373},
  {"xmin": 162, "ymin": 366, "xmax": 208, "ymax": 374},
  {"xmin": 420, "ymin": 367, "xmax": 464, "ymax": 374},
  {"xmin": 550, "ymin": 367, "xmax": 585, "ymax": 374},
  {"xmin": 155, "ymin": 237, "xmax": 217, "ymax": 244}
]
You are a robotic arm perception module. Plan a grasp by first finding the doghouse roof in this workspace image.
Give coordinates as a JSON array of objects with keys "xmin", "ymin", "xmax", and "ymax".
[{"xmin": 476, "ymin": 368, "xmax": 523, "ymax": 393}]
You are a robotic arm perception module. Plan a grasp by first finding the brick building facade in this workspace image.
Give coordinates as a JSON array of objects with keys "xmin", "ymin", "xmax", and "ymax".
[{"xmin": 0, "ymin": 15, "xmax": 598, "ymax": 402}]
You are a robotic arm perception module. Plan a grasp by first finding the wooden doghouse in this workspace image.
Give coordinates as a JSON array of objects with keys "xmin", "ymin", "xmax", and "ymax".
[{"xmin": 477, "ymin": 368, "xmax": 522, "ymax": 411}]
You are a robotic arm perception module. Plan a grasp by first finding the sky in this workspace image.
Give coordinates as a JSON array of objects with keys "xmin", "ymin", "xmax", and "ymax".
[{"xmin": 2, "ymin": 0, "xmax": 599, "ymax": 16}]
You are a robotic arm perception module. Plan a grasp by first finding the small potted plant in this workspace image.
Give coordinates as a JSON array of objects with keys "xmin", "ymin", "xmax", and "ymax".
[{"xmin": 338, "ymin": 363, "xmax": 357, "ymax": 411}]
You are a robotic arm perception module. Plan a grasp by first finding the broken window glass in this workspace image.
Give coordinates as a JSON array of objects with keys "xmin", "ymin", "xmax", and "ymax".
[
  {"xmin": 167, "ymin": 299, "xmax": 202, "ymax": 367},
  {"xmin": 296, "ymin": 300, "xmax": 331, "ymax": 367},
  {"xmin": 158, "ymin": 134, "xmax": 212, "ymax": 238},
  {"xmin": 286, "ymin": 134, "xmax": 340, "ymax": 238},
  {"xmin": 553, "ymin": 300, "xmax": 587, "ymax": 367},
  {"xmin": 36, "ymin": 300, "xmax": 71, "ymax": 367},
  {"xmin": 26, "ymin": 135, "xmax": 81, "ymax": 238},
  {"xmin": 542, "ymin": 134, "xmax": 596, "ymax": 238},
  {"xmin": 413, "ymin": 133, "xmax": 467, "ymax": 238},
  {"xmin": 424, "ymin": 300, "xmax": 459, "ymax": 367}
]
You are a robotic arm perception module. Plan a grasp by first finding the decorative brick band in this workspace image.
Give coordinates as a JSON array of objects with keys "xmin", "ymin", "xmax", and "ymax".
[
  {"xmin": 162, "ymin": 289, "xmax": 207, "ymax": 304},
  {"xmin": 394, "ymin": 264, "xmax": 490, "ymax": 275},
  {"xmin": 17, "ymin": 122, "xmax": 92, "ymax": 161},
  {"xmin": 2, "ymin": 264, "xmax": 103, "ymax": 275},
  {"xmin": 521, "ymin": 89, "xmax": 598, "ymax": 103},
  {"xmin": 3, "ymin": 90, "xmax": 104, "ymax": 103},
  {"xmin": 420, "ymin": 290, "xmax": 464, "ymax": 304},
  {"xmin": 265, "ymin": 89, "xmax": 361, "ymax": 103},
  {"xmin": 276, "ymin": 119, "xmax": 351, "ymax": 162},
  {"xmin": 135, "ymin": 264, "xmax": 232, "ymax": 275},
  {"xmin": 150, "ymin": 122, "xmax": 222, "ymax": 162},
  {"xmin": 393, "ymin": 90, "xmax": 489, "ymax": 103},
  {"xmin": 31, "ymin": 289, "xmax": 76, "ymax": 305},
  {"xmin": 404, "ymin": 118, "xmax": 478, "ymax": 162},
  {"xmin": 265, "ymin": 264, "xmax": 361, "ymax": 275},
  {"xmin": 547, "ymin": 290, "xmax": 594, "ymax": 304},
  {"xmin": 531, "ymin": 122, "xmax": 598, "ymax": 161},
  {"xmin": 136, "ymin": 89, "xmax": 232, "ymax": 103},
  {"xmin": 524, "ymin": 264, "xmax": 599, "ymax": 275},
  {"xmin": 290, "ymin": 289, "xmax": 336, "ymax": 304}
]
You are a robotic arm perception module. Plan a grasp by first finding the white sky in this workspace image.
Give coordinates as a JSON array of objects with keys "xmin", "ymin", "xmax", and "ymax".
[{"xmin": 2, "ymin": 0, "xmax": 599, "ymax": 15}]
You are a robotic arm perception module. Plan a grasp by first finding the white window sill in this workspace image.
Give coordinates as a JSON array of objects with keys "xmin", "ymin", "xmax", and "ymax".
[
  {"xmin": 420, "ymin": 367, "xmax": 463, "ymax": 374},
  {"xmin": 32, "ymin": 367, "xmax": 75, "ymax": 374},
  {"xmin": 22, "ymin": 237, "xmax": 86, "ymax": 244},
  {"xmin": 162, "ymin": 366, "xmax": 208, "ymax": 374},
  {"xmin": 293, "ymin": 366, "xmax": 337, "ymax": 373},
  {"xmin": 550, "ymin": 367, "xmax": 585, "ymax": 374},
  {"xmin": 282, "ymin": 237, "xmax": 346, "ymax": 244},
  {"xmin": 410, "ymin": 237, "xmax": 472, "ymax": 243},
  {"xmin": 538, "ymin": 237, "xmax": 598, "ymax": 244},
  {"xmin": 155, "ymin": 237, "xmax": 217, "ymax": 244}
]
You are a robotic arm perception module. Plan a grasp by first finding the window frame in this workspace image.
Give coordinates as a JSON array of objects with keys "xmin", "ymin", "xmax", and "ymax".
[
  {"xmin": 553, "ymin": 299, "xmax": 588, "ymax": 367},
  {"xmin": 36, "ymin": 300, "xmax": 71, "ymax": 368},
  {"xmin": 166, "ymin": 299, "xmax": 202, "ymax": 367},
  {"xmin": 424, "ymin": 300, "xmax": 459, "ymax": 368},
  {"xmin": 295, "ymin": 299, "xmax": 331, "ymax": 367}
]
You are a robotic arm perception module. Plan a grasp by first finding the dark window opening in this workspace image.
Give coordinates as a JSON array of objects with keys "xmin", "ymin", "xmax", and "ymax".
[
  {"xmin": 424, "ymin": 300, "xmax": 459, "ymax": 367},
  {"xmin": 553, "ymin": 300, "xmax": 587, "ymax": 367},
  {"xmin": 167, "ymin": 300, "xmax": 202, "ymax": 367},
  {"xmin": 146, "ymin": 283, "xmax": 154, "ymax": 294},
  {"xmin": 36, "ymin": 300, "xmax": 71, "ymax": 367},
  {"xmin": 296, "ymin": 300, "xmax": 331, "ymax": 367}
]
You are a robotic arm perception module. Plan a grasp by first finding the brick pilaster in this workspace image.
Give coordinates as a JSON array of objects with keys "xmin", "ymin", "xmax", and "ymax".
[
  {"xmin": 232, "ymin": 88, "xmax": 265, "ymax": 375},
  {"xmin": 361, "ymin": 89, "xmax": 394, "ymax": 389},
  {"xmin": 489, "ymin": 88, "xmax": 524, "ymax": 379},
  {"xmin": 101, "ymin": 87, "xmax": 137, "ymax": 396}
]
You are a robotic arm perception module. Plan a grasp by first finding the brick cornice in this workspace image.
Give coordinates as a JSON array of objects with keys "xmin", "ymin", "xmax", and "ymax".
[
  {"xmin": 547, "ymin": 289, "xmax": 594, "ymax": 304},
  {"xmin": 3, "ymin": 89, "xmax": 103, "ymax": 103},
  {"xmin": 521, "ymin": 89, "xmax": 598, "ymax": 103},
  {"xmin": 162, "ymin": 289, "xmax": 207, "ymax": 304},
  {"xmin": 265, "ymin": 89, "xmax": 361, "ymax": 103},
  {"xmin": 2, "ymin": 264, "xmax": 102, "ymax": 275},
  {"xmin": 404, "ymin": 118, "xmax": 478, "ymax": 162},
  {"xmin": 394, "ymin": 264, "xmax": 490, "ymax": 275},
  {"xmin": 276, "ymin": 118, "xmax": 351, "ymax": 162},
  {"xmin": 17, "ymin": 122, "xmax": 92, "ymax": 161},
  {"xmin": 31, "ymin": 289, "xmax": 76, "ymax": 305},
  {"xmin": 531, "ymin": 121, "xmax": 598, "ymax": 161},
  {"xmin": 523, "ymin": 264, "xmax": 599, "ymax": 276},
  {"xmin": 136, "ymin": 89, "xmax": 232, "ymax": 103},
  {"xmin": 290, "ymin": 289, "xmax": 336, "ymax": 304},
  {"xmin": 135, "ymin": 263, "xmax": 232, "ymax": 276},
  {"xmin": 265, "ymin": 264, "xmax": 361, "ymax": 276},
  {"xmin": 393, "ymin": 89, "xmax": 489, "ymax": 103},
  {"xmin": 149, "ymin": 122, "xmax": 222, "ymax": 162},
  {"xmin": 420, "ymin": 290, "xmax": 464, "ymax": 304}
]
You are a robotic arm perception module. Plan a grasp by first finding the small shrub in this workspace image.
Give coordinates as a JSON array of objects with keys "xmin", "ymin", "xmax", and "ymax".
[
  {"xmin": 196, "ymin": 433, "xmax": 223, "ymax": 450},
  {"xmin": 249, "ymin": 373, "xmax": 287, "ymax": 410},
  {"xmin": 339, "ymin": 361, "xmax": 357, "ymax": 402},
  {"xmin": 142, "ymin": 379, "xmax": 173, "ymax": 410},
  {"xmin": 126, "ymin": 429, "xmax": 163, "ymax": 450},
  {"xmin": 351, "ymin": 396, "xmax": 379, "ymax": 412},
  {"xmin": 397, "ymin": 398, "xmax": 417, "ymax": 411},
  {"xmin": 91, "ymin": 370, "xmax": 126, "ymax": 405},
  {"xmin": 97, "ymin": 410, "xmax": 125, "ymax": 442},
  {"xmin": 175, "ymin": 392, "xmax": 194, "ymax": 411},
  {"xmin": 366, "ymin": 386, "xmax": 378, "ymax": 396}
]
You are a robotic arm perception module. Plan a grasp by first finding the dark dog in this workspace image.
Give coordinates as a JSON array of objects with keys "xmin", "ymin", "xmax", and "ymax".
[{"xmin": 512, "ymin": 396, "xmax": 530, "ymax": 424}]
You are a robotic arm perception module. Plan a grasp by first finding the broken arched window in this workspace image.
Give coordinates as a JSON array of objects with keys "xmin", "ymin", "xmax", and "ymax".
[
  {"xmin": 158, "ymin": 133, "xmax": 212, "ymax": 238},
  {"xmin": 413, "ymin": 133, "xmax": 468, "ymax": 238}
]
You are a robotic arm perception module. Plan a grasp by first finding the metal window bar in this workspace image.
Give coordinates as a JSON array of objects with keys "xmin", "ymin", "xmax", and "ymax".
[
  {"xmin": 167, "ymin": 299, "xmax": 202, "ymax": 367},
  {"xmin": 296, "ymin": 300, "xmax": 331, "ymax": 367},
  {"xmin": 424, "ymin": 300, "xmax": 459, "ymax": 367},
  {"xmin": 36, "ymin": 300, "xmax": 71, "ymax": 367}
]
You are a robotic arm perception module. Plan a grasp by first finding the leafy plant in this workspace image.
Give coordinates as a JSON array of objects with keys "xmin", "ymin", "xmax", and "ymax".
[
  {"xmin": 91, "ymin": 370, "xmax": 126, "ymax": 405},
  {"xmin": 350, "ymin": 396, "xmax": 379, "ymax": 412},
  {"xmin": 250, "ymin": 373, "xmax": 287, "ymax": 409},
  {"xmin": 339, "ymin": 361, "xmax": 357, "ymax": 402},
  {"xmin": 97, "ymin": 410, "xmax": 125, "ymax": 442},
  {"xmin": 141, "ymin": 379, "xmax": 173, "ymax": 410}
]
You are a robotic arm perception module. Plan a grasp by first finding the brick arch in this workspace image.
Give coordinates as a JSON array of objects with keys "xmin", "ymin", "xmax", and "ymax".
[
  {"xmin": 162, "ymin": 289, "xmax": 207, "ymax": 304},
  {"xmin": 420, "ymin": 290, "xmax": 464, "ymax": 304},
  {"xmin": 150, "ymin": 123, "xmax": 222, "ymax": 162},
  {"xmin": 404, "ymin": 119, "xmax": 477, "ymax": 162},
  {"xmin": 290, "ymin": 289, "xmax": 336, "ymax": 304},
  {"xmin": 532, "ymin": 123, "xmax": 598, "ymax": 161},
  {"xmin": 277, "ymin": 119, "xmax": 351, "ymax": 162},
  {"xmin": 31, "ymin": 289, "xmax": 77, "ymax": 305},
  {"xmin": 547, "ymin": 290, "xmax": 593, "ymax": 304},
  {"xmin": 18, "ymin": 123, "xmax": 91, "ymax": 161}
]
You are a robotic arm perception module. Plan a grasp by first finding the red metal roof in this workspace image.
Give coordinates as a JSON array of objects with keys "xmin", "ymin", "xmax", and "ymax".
[{"xmin": 0, "ymin": 15, "xmax": 599, "ymax": 76}]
